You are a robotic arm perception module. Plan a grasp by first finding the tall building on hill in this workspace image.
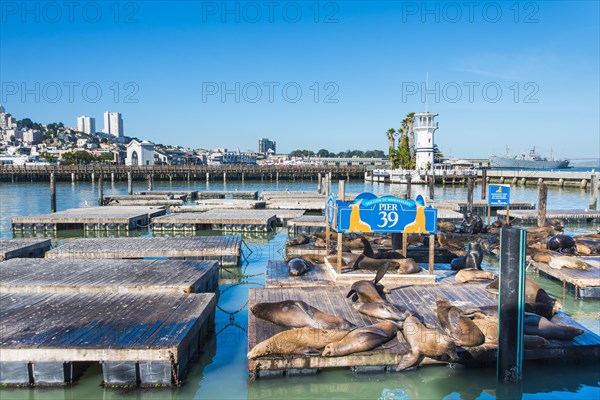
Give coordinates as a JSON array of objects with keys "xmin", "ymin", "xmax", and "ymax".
[
  {"xmin": 76, "ymin": 115, "xmax": 96, "ymax": 134},
  {"xmin": 103, "ymin": 112, "xmax": 124, "ymax": 140},
  {"xmin": 258, "ymin": 138, "xmax": 276, "ymax": 154}
]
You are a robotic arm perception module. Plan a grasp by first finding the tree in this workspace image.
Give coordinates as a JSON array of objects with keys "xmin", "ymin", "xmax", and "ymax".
[
  {"xmin": 317, "ymin": 149, "xmax": 330, "ymax": 158},
  {"xmin": 60, "ymin": 151, "xmax": 94, "ymax": 165},
  {"xmin": 406, "ymin": 112, "xmax": 416, "ymax": 161},
  {"xmin": 40, "ymin": 152, "xmax": 57, "ymax": 163},
  {"xmin": 433, "ymin": 144, "xmax": 444, "ymax": 161},
  {"xmin": 386, "ymin": 128, "xmax": 396, "ymax": 152},
  {"xmin": 397, "ymin": 135, "xmax": 413, "ymax": 169}
]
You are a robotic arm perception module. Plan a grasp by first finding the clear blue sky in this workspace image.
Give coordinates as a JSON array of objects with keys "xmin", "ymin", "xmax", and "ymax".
[{"xmin": 1, "ymin": 1, "xmax": 598, "ymax": 159}]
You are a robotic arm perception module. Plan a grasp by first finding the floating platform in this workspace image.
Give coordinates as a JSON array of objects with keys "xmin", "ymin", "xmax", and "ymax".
[
  {"xmin": 136, "ymin": 190, "xmax": 198, "ymax": 200},
  {"xmin": 152, "ymin": 210, "xmax": 277, "ymax": 232},
  {"xmin": 12, "ymin": 206, "xmax": 166, "ymax": 232},
  {"xmin": 45, "ymin": 236, "xmax": 242, "ymax": 266},
  {"xmin": 270, "ymin": 209, "xmax": 305, "ymax": 225},
  {"xmin": 433, "ymin": 200, "xmax": 535, "ymax": 215},
  {"xmin": 0, "ymin": 292, "xmax": 216, "ymax": 386},
  {"xmin": 261, "ymin": 191, "xmax": 326, "ymax": 200},
  {"xmin": 266, "ymin": 260, "xmax": 335, "ymax": 288},
  {"xmin": 171, "ymin": 200, "xmax": 266, "ymax": 213},
  {"xmin": 105, "ymin": 199, "xmax": 184, "ymax": 207},
  {"xmin": 287, "ymin": 215, "xmax": 327, "ymax": 235},
  {"xmin": 266, "ymin": 200, "xmax": 325, "ymax": 212},
  {"xmin": 322, "ymin": 257, "xmax": 439, "ymax": 285},
  {"xmin": 0, "ymin": 239, "xmax": 51, "ymax": 261},
  {"xmin": 497, "ymin": 209, "xmax": 600, "ymax": 223},
  {"xmin": 532, "ymin": 257, "xmax": 600, "ymax": 299},
  {"xmin": 0, "ymin": 259, "xmax": 219, "ymax": 295},
  {"xmin": 248, "ymin": 284, "xmax": 600, "ymax": 378},
  {"xmin": 196, "ymin": 190, "xmax": 258, "ymax": 200}
]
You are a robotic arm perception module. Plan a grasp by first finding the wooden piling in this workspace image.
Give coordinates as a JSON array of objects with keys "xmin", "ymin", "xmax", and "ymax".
[
  {"xmin": 127, "ymin": 172, "xmax": 132, "ymax": 195},
  {"xmin": 98, "ymin": 174, "xmax": 104, "ymax": 206},
  {"xmin": 337, "ymin": 181, "xmax": 345, "ymax": 274},
  {"xmin": 467, "ymin": 177, "xmax": 474, "ymax": 213},
  {"xmin": 481, "ymin": 169, "xmax": 487, "ymax": 200},
  {"xmin": 148, "ymin": 174, "xmax": 154, "ymax": 191},
  {"xmin": 317, "ymin": 173, "xmax": 322, "ymax": 194},
  {"xmin": 590, "ymin": 174, "xmax": 599, "ymax": 210},
  {"xmin": 537, "ymin": 182, "xmax": 547, "ymax": 227},
  {"xmin": 406, "ymin": 174, "xmax": 412, "ymax": 199},
  {"xmin": 428, "ymin": 174, "xmax": 435, "ymax": 200},
  {"xmin": 428, "ymin": 234, "xmax": 435, "ymax": 274},
  {"xmin": 50, "ymin": 172, "xmax": 56, "ymax": 213}
]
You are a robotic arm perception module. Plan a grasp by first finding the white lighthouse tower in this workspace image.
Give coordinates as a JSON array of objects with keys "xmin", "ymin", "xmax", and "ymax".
[{"xmin": 414, "ymin": 111, "xmax": 438, "ymax": 171}]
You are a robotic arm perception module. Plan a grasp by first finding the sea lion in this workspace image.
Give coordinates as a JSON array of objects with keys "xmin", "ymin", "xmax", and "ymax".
[
  {"xmin": 284, "ymin": 254, "xmax": 322, "ymax": 264},
  {"xmin": 344, "ymin": 237, "xmax": 366, "ymax": 249},
  {"xmin": 395, "ymin": 258, "xmax": 422, "ymax": 274},
  {"xmin": 548, "ymin": 256, "xmax": 589, "ymax": 270},
  {"xmin": 359, "ymin": 236, "xmax": 404, "ymax": 260},
  {"xmin": 531, "ymin": 249, "xmax": 563, "ymax": 263},
  {"xmin": 523, "ymin": 313, "xmax": 584, "ymax": 341},
  {"xmin": 346, "ymin": 264, "xmax": 388, "ymax": 303},
  {"xmin": 288, "ymin": 258, "xmax": 313, "ymax": 276},
  {"xmin": 313, "ymin": 238, "xmax": 327, "ymax": 248},
  {"xmin": 523, "ymin": 335, "xmax": 549, "ymax": 348},
  {"xmin": 437, "ymin": 234, "xmax": 465, "ymax": 250},
  {"xmin": 575, "ymin": 239, "xmax": 600, "ymax": 255},
  {"xmin": 325, "ymin": 252, "xmax": 360, "ymax": 267},
  {"xmin": 353, "ymin": 255, "xmax": 398, "ymax": 271},
  {"xmin": 547, "ymin": 234, "xmax": 577, "ymax": 254},
  {"xmin": 322, "ymin": 321, "xmax": 398, "ymax": 357},
  {"xmin": 461, "ymin": 212, "xmax": 483, "ymax": 234},
  {"xmin": 247, "ymin": 327, "xmax": 350, "ymax": 358},
  {"xmin": 286, "ymin": 234, "xmax": 310, "ymax": 247},
  {"xmin": 251, "ymin": 300, "xmax": 355, "ymax": 330},
  {"xmin": 486, "ymin": 277, "xmax": 562, "ymax": 317},
  {"xmin": 314, "ymin": 231, "xmax": 338, "ymax": 242},
  {"xmin": 455, "ymin": 268, "xmax": 496, "ymax": 284},
  {"xmin": 373, "ymin": 237, "xmax": 393, "ymax": 247},
  {"xmin": 395, "ymin": 316, "xmax": 458, "ymax": 371},
  {"xmin": 352, "ymin": 301, "xmax": 412, "ymax": 325},
  {"xmin": 460, "ymin": 310, "xmax": 498, "ymax": 345},
  {"xmin": 436, "ymin": 298, "xmax": 485, "ymax": 347},
  {"xmin": 438, "ymin": 221, "xmax": 456, "ymax": 233},
  {"xmin": 450, "ymin": 242, "xmax": 483, "ymax": 271}
]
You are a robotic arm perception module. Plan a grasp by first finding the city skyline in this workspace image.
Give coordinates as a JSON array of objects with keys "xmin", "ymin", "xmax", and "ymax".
[{"xmin": 0, "ymin": 1, "xmax": 598, "ymax": 159}]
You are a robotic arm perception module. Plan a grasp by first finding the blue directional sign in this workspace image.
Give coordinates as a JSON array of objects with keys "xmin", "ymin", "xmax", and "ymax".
[
  {"xmin": 327, "ymin": 192, "xmax": 437, "ymax": 234},
  {"xmin": 488, "ymin": 184, "xmax": 511, "ymax": 207}
]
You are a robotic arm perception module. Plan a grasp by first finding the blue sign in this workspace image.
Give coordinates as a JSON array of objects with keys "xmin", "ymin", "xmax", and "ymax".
[
  {"xmin": 326, "ymin": 192, "xmax": 437, "ymax": 234},
  {"xmin": 488, "ymin": 184, "xmax": 511, "ymax": 206}
]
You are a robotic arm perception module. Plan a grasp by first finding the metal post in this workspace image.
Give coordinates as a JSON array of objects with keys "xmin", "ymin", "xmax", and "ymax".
[
  {"xmin": 481, "ymin": 169, "xmax": 487, "ymax": 200},
  {"xmin": 590, "ymin": 174, "xmax": 599, "ymax": 210},
  {"xmin": 98, "ymin": 174, "xmax": 104, "ymax": 206},
  {"xmin": 50, "ymin": 172, "xmax": 56, "ymax": 213},
  {"xmin": 127, "ymin": 172, "xmax": 132, "ymax": 195},
  {"xmin": 537, "ymin": 182, "xmax": 547, "ymax": 227},
  {"xmin": 497, "ymin": 227, "xmax": 527, "ymax": 384},
  {"xmin": 467, "ymin": 177, "xmax": 474, "ymax": 213}
]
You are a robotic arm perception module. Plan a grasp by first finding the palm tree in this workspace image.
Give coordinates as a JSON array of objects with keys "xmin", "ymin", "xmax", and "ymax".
[
  {"xmin": 386, "ymin": 128, "xmax": 396, "ymax": 150},
  {"xmin": 406, "ymin": 112, "xmax": 415, "ymax": 161},
  {"xmin": 433, "ymin": 144, "xmax": 444, "ymax": 160}
]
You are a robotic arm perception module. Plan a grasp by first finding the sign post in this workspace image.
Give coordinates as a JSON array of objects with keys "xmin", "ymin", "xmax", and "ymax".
[{"xmin": 488, "ymin": 184, "xmax": 511, "ymax": 224}]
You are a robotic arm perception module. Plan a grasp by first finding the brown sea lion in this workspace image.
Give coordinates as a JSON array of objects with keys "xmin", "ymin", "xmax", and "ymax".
[
  {"xmin": 524, "ymin": 313, "xmax": 584, "ymax": 341},
  {"xmin": 575, "ymin": 239, "xmax": 600, "ymax": 255},
  {"xmin": 346, "ymin": 264, "xmax": 388, "ymax": 303},
  {"xmin": 284, "ymin": 254, "xmax": 322, "ymax": 264},
  {"xmin": 352, "ymin": 302, "xmax": 412, "ymax": 325},
  {"xmin": 288, "ymin": 258, "xmax": 313, "ymax": 276},
  {"xmin": 344, "ymin": 237, "xmax": 366, "ymax": 249},
  {"xmin": 437, "ymin": 234, "xmax": 465, "ymax": 250},
  {"xmin": 438, "ymin": 221, "xmax": 456, "ymax": 233},
  {"xmin": 486, "ymin": 277, "xmax": 562, "ymax": 317},
  {"xmin": 523, "ymin": 335, "xmax": 549, "ymax": 348},
  {"xmin": 313, "ymin": 238, "xmax": 327, "ymax": 248},
  {"xmin": 251, "ymin": 300, "xmax": 355, "ymax": 330},
  {"xmin": 314, "ymin": 231, "xmax": 338, "ymax": 242},
  {"xmin": 286, "ymin": 234, "xmax": 310, "ymax": 247},
  {"xmin": 395, "ymin": 258, "xmax": 422, "ymax": 274},
  {"xmin": 373, "ymin": 237, "xmax": 393, "ymax": 247},
  {"xmin": 322, "ymin": 321, "xmax": 398, "ymax": 357},
  {"xmin": 455, "ymin": 268, "xmax": 496, "ymax": 283},
  {"xmin": 461, "ymin": 310, "xmax": 498, "ymax": 345},
  {"xmin": 531, "ymin": 249, "xmax": 563, "ymax": 263},
  {"xmin": 325, "ymin": 252, "xmax": 360, "ymax": 267},
  {"xmin": 395, "ymin": 316, "xmax": 458, "ymax": 371},
  {"xmin": 450, "ymin": 242, "xmax": 484, "ymax": 271},
  {"xmin": 353, "ymin": 255, "xmax": 400, "ymax": 271},
  {"xmin": 436, "ymin": 298, "xmax": 485, "ymax": 347},
  {"xmin": 548, "ymin": 256, "xmax": 589, "ymax": 270},
  {"xmin": 247, "ymin": 327, "xmax": 349, "ymax": 358},
  {"xmin": 359, "ymin": 236, "xmax": 405, "ymax": 260}
]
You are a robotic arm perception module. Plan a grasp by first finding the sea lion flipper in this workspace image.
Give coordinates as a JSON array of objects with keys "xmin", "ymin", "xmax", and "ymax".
[
  {"xmin": 295, "ymin": 347, "xmax": 321, "ymax": 356},
  {"xmin": 395, "ymin": 350, "xmax": 423, "ymax": 371},
  {"xmin": 374, "ymin": 262, "xmax": 389, "ymax": 284},
  {"xmin": 346, "ymin": 288, "xmax": 356, "ymax": 299}
]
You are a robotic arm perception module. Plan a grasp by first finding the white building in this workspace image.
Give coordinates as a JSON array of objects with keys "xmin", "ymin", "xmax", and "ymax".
[
  {"xmin": 103, "ymin": 112, "xmax": 123, "ymax": 141},
  {"xmin": 125, "ymin": 139, "xmax": 154, "ymax": 166},
  {"xmin": 77, "ymin": 115, "xmax": 96, "ymax": 134},
  {"xmin": 413, "ymin": 111, "xmax": 438, "ymax": 171}
]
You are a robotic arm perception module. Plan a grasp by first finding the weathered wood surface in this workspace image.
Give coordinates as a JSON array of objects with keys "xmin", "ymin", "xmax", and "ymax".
[
  {"xmin": 106, "ymin": 194, "xmax": 187, "ymax": 201},
  {"xmin": 0, "ymin": 259, "xmax": 219, "ymax": 294},
  {"xmin": 13, "ymin": 206, "xmax": 166, "ymax": 225},
  {"xmin": 153, "ymin": 210, "xmax": 277, "ymax": 225},
  {"xmin": 0, "ymin": 292, "xmax": 216, "ymax": 362},
  {"xmin": 322, "ymin": 258, "xmax": 440, "ymax": 285},
  {"xmin": 432, "ymin": 200, "xmax": 535, "ymax": 212},
  {"xmin": 136, "ymin": 190, "xmax": 198, "ymax": 200},
  {"xmin": 497, "ymin": 209, "xmax": 600, "ymax": 222},
  {"xmin": 45, "ymin": 236, "xmax": 241, "ymax": 261},
  {"xmin": 248, "ymin": 284, "xmax": 600, "ymax": 374},
  {"xmin": 270, "ymin": 209, "xmax": 306, "ymax": 222},
  {"xmin": 265, "ymin": 260, "xmax": 334, "ymax": 288},
  {"xmin": 0, "ymin": 239, "xmax": 51, "ymax": 261},
  {"xmin": 106, "ymin": 199, "xmax": 184, "ymax": 207},
  {"xmin": 261, "ymin": 191, "xmax": 326, "ymax": 200},
  {"xmin": 171, "ymin": 200, "xmax": 267, "ymax": 212},
  {"xmin": 532, "ymin": 257, "xmax": 600, "ymax": 291},
  {"xmin": 288, "ymin": 215, "xmax": 327, "ymax": 227},
  {"xmin": 196, "ymin": 191, "xmax": 258, "ymax": 200},
  {"xmin": 266, "ymin": 200, "xmax": 325, "ymax": 211}
]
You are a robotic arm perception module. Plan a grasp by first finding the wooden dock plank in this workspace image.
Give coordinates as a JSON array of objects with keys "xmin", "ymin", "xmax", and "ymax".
[
  {"xmin": 196, "ymin": 191, "xmax": 258, "ymax": 200},
  {"xmin": 265, "ymin": 260, "xmax": 334, "ymax": 288},
  {"xmin": 0, "ymin": 239, "xmax": 52, "ymax": 261},
  {"xmin": 0, "ymin": 259, "xmax": 219, "ymax": 294},
  {"xmin": 531, "ymin": 256, "xmax": 600, "ymax": 298},
  {"xmin": 497, "ymin": 209, "xmax": 600, "ymax": 222}
]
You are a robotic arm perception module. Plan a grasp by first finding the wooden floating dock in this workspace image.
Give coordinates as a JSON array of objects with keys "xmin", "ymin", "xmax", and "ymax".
[
  {"xmin": 497, "ymin": 209, "xmax": 600, "ymax": 223},
  {"xmin": 270, "ymin": 209, "xmax": 305, "ymax": 225},
  {"xmin": 0, "ymin": 259, "xmax": 219, "ymax": 295},
  {"xmin": 266, "ymin": 200, "xmax": 325, "ymax": 212},
  {"xmin": 287, "ymin": 215, "xmax": 327, "ymax": 235},
  {"xmin": 45, "ymin": 236, "xmax": 242, "ymax": 266},
  {"xmin": 261, "ymin": 191, "xmax": 326, "ymax": 200},
  {"xmin": 136, "ymin": 190, "xmax": 198, "ymax": 200},
  {"xmin": 0, "ymin": 239, "xmax": 51, "ymax": 261},
  {"xmin": 196, "ymin": 190, "xmax": 258, "ymax": 200},
  {"xmin": 531, "ymin": 257, "xmax": 600, "ymax": 299},
  {"xmin": 433, "ymin": 200, "xmax": 535, "ymax": 214},
  {"xmin": 248, "ymin": 284, "xmax": 600, "ymax": 377},
  {"xmin": 171, "ymin": 199, "xmax": 266, "ymax": 213},
  {"xmin": 152, "ymin": 210, "xmax": 277, "ymax": 232},
  {"xmin": 105, "ymin": 199, "xmax": 184, "ymax": 207},
  {"xmin": 12, "ymin": 206, "xmax": 166, "ymax": 232},
  {"xmin": 322, "ymin": 258, "xmax": 439, "ymax": 285},
  {"xmin": 0, "ymin": 292, "xmax": 216, "ymax": 386}
]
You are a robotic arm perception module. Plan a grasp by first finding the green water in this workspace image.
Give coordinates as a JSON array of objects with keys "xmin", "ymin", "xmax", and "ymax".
[{"xmin": 0, "ymin": 181, "xmax": 598, "ymax": 400}]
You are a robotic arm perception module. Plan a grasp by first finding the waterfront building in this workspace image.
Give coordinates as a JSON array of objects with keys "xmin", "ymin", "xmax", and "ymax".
[
  {"xmin": 103, "ymin": 112, "xmax": 124, "ymax": 141},
  {"xmin": 414, "ymin": 111, "xmax": 438, "ymax": 171},
  {"xmin": 76, "ymin": 115, "xmax": 96, "ymax": 134},
  {"xmin": 125, "ymin": 139, "xmax": 154, "ymax": 166},
  {"xmin": 22, "ymin": 129, "xmax": 43, "ymax": 144},
  {"xmin": 258, "ymin": 138, "xmax": 276, "ymax": 154}
]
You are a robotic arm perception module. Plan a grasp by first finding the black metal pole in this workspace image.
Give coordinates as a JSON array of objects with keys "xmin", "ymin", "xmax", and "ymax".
[{"xmin": 497, "ymin": 227, "xmax": 527, "ymax": 384}]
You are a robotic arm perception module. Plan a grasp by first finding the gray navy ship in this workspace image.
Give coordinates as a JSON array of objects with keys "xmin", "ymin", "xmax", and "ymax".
[{"xmin": 490, "ymin": 147, "xmax": 569, "ymax": 170}]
